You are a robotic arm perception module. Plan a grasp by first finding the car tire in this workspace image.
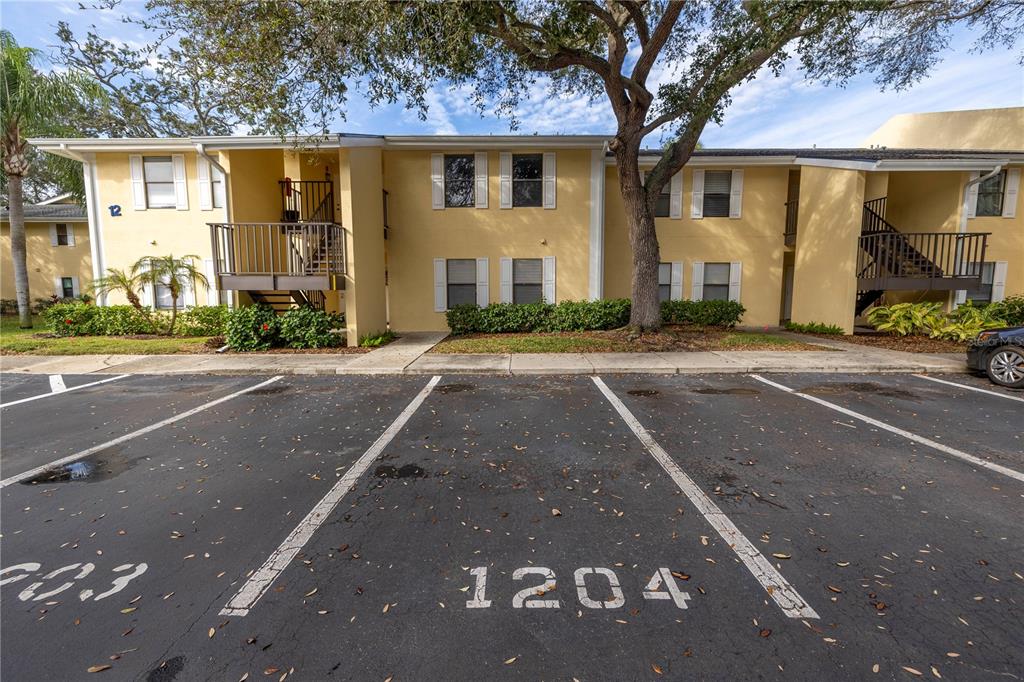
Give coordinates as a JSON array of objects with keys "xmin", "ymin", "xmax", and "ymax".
[{"xmin": 984, "ymin": 345, "xmax": 1024, "ymax": 389}]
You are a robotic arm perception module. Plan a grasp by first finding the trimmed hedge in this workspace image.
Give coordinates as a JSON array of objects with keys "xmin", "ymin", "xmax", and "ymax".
[
  {"xmin": 225, "ymin": 305, "xmax": 346, "ymax": 350},
  {"xmin": 445, "ymin": 298, "xmax": 743, "ymax": 335},
  {"xmin": 225, "ymin": 304, "xmax": 280, "ymax": 351},
  {"xmin": 42, "ymin": 303, "xmax": 230, "ymax": 337},
  {"xmin": 177, "ymin": 305, "xmax": 229, "ymax": 337},
  {"xmin": 279, "ymin": 306, "xmax": 345, "ymax": 349}
]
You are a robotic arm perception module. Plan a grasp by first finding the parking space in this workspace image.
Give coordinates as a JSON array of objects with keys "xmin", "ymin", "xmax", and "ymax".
[
  {"xmin": 1, "ymin": 372, "xmax": 1021, "ymax": 680},
  {"xmin": 0, "ymin": 373, "xmax": 127, "ymax": 406}
]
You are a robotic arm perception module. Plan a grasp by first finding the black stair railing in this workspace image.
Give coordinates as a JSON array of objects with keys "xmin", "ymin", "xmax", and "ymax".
[{"xmin": 280, "ymin": 180, "xmax": 335, "ymax": 223}]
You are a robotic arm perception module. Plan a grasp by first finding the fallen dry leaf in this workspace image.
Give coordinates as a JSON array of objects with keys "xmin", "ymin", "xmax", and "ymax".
[
  {"xmin": 208, "ymin": 627, "xmax": 215, "ymax": 639},
  {"xmin": 651, "ymin": 663, "xmax": 663, "ymax": 675},
  {"xmin": 759, "ymin": 629, "xmax": 772, "ymax": 638},
  {"xmin": 504, "ymin": 657, "xmax": 517, "ymax": 665},
  {"xmin": 902, "ymin": 666, "xmax": 923, "ymax": 676},
  {"xmin": 304, "ymin": 588, "xmax": 317, "ymax": 597},
  {"xmin": 772, "ymin": 553, "xmax": 791, "ymax": 560},
  {"xmin": 87, "ymin": 665, "xmax": 112, "ymax": 673},
  {"xmin": 551, "ymin": 508, "xmax": 562, "ymax": 516}
]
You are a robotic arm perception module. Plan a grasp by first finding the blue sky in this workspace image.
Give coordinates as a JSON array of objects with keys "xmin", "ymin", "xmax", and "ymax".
[{"xmin": 3, "ymin": 0, "xmax": 1022, "ymax": 147}]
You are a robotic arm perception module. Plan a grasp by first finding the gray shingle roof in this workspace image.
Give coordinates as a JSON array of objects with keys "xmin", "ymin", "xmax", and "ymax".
[{"xmin": 1, "ymin": 203, "xmax": 86, "ymax": 221}]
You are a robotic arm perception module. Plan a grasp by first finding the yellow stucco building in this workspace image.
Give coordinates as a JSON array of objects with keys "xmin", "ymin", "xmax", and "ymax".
[{"xmin": 26, "ymin": 107, "xmax": 1023, "ymax": 342}]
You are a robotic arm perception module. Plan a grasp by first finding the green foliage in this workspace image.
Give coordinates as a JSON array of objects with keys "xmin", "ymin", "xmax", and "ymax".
[
  {"xmin": 359, "ymin": 330, "xmax": 396, "ymax": 347},
  {"xmin": 543, "ymin": 299, "xmax": 632, "ymax": 332},
  {"xmin": 784, "ymin": 321, "xmax": 845, "ymax": 335},
  {"xmin": 225, "ymin": 304, "xmax": 280, "ymax": 351},
  {"xmin": 987, "ymin": 295, "xmax": 1024, "ymax": 326},
  {"xmin": 176, "ymin": 305, "xmax": 229, "ymax": 337},
  {"xmin": 478, "ymin": 302, "xmax": 552, "ymax": 333},
  {"xmin": 279, "ymin": 306, "xmax": 344, "ymax": 349},
  {"xmin": 928, "ymin": 301, "xmax": 1007, "ymax": 342},
  {"xmin": 661, "ymin": 299, "xmax": 745, "ymax": 327},
  {"xmin": 445, "ymin": 304, "xmax": 485, "ymax": 336},
  {"xmin": 868, "ymin": 301, "xmax": 1006, "ymax": 342},
  {"xmin": 42, "ymin": 303, "xmax": 154, "ymax": 336}
]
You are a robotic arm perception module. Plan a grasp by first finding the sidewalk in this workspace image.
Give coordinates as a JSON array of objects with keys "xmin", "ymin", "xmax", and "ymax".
[{"xmin": 0, "ymin": 332, "xmax": 966, "ymax": 376}]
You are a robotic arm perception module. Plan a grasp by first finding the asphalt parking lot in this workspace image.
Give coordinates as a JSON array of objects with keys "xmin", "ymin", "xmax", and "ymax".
[{"xmin": 1, "ymin": 371, "xmax": 1021, "ymax": 681}]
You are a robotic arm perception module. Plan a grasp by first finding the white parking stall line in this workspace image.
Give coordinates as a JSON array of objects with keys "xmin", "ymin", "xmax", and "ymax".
[
  {"xmin": 220, "ymin": 375, "xmax": 443, "ymax": 617},
  {"xmin": 750, "ymin": 374, "xmax": 1024, "ymax": 484},
  {"xmin": 48, "ymin": 375, "xmax": 67, "ymax": 393},
  {"xmin": 0, "ymin": 375, "xmax": 284, "ymax": 489},
  {"xmin": 912, "ymin": 374, "xmax": 1024, "ymax": 404},
  {"xmin": 591, "ymin": 377, "xmax": 820, "ymax": 620},
  {"xmin": 0, "ymin": 374, "xmax": 129, "ymax": 409}
]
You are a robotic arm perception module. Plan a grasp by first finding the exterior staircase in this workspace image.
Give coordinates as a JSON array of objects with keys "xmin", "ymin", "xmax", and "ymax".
[{"xmin": 249, "ymin": 290, "xmax": 327, "ymax": 313}]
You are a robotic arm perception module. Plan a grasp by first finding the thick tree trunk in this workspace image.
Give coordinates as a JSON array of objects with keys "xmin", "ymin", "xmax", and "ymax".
[
  {"xmin": 616, "ymin": 153, "xmax": 661, "ymax": 331},
  {"xmin": 7, "ymin": 173, "xmax": 32, "ymax": 329}
]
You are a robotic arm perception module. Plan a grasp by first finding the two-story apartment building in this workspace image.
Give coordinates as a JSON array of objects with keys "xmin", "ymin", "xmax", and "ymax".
[{"xmin": 27, "ymin": 107, "xmax": 1023, "ymax": 344}]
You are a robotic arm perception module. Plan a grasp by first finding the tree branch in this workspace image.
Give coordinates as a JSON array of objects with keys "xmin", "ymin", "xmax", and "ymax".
[{"xmin": 631, "ymin": 0, "xmax": 683, "ymax": 85}]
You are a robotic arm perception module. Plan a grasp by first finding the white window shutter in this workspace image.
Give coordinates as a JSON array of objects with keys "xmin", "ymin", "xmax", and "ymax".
[
  {"xmin": 129, "ymin": 155, "xmax": 146, "ymax": 210},
  {"xmin": 474, "ymin": 152, "xmax": 488, "ymax": 209},
  {"xmin": 542, "ymin": 152, "xmax": 556, "ymax": 209},
  {"xmin": 66, "ymin": 224, "xmax": 75, "ymax": 246},
  {"xmin": 691, "ymin": 261, "xmax": 704, "ymax": 300},
  {"xmin": 433, "ymin": 258, "xmax": 446, "ymax": 312},
  {"xmin": 728, "ymin": 261, "xmax": 742, "ymax": 302},
  {"xmin": 500, "ymin": 257, "xmax": 513, "ymax": 303},
  {"xmin": 966, "ymin": 171, "xmax": 980, "ymax": 219},
  {"xmin": 476, "ymin": 257, "xmax": 489, "ymax": 307},
  {"xmin": 669, "ymin": 173, "xmax": 683, "ymax": 219},
  {"xmin": 182, "ymin": 272, "xmax": 196, "ymax": 307},
  {"xmin": 1002, "ymin": 168, "xmax": 1019, "ymax": 218},
  {"xmin": 197, "ymin": 156, "xmax": 213, "ymax": 211},
  {"xmin": 49, "ymin": 224, "xmax": 58, "ymax": 246},
  {"xmin": 542, "ymin": 256, "xmax": 556, "ymax": 302},
  {"xmin": 670, "ymin": 262, "xmax": 683, "ymax": 300},
  {"xmin": 204, "ymin": 258, "xmax": 218, "ymax": 305},
  {"xmin": 499, "ymin": 152, "xmax": 512, "ymax": 209},
  {"xmin": 172, "ymin": 154, "xmax": 188, "ymax": 210},
  {"xmin": 212, "ymin": 166, "xmax": 227, "ymax": 210},
  {"xmin": 431, "ymin": 154, "xmax": 444, "ymax": 210},
  {"xmin": 729, "ymin": 170, "xmax": 743, "ymax": 219},
  {"xmin": 71, "ymin": 276, "xmax": 81, "ymax": 298},
  {"xmin": 991, "ymin": 261, "xmax": 1008, "ymax": 302},
  {"xmin": 690, "ymin": 169, "xmax": 704, "ymax": 219},
  {"xmin": 53, "ymin": 277, "xmax": 63, "ymax": 298}
]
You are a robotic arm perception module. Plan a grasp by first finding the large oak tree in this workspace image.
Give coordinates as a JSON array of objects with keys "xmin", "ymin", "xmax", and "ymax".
[{"xmin": 96, "ymin": 0, "xmax": 1022, "ymax": 329}]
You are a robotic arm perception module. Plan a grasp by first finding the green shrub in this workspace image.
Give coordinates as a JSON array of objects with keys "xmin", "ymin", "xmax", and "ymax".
[
  {"xmin": 277, "ymin": 306, "xmax": 344, "ymax": 349},
  {"xmin": 176, "ymin": 305, "xmax": 229, "ymax": 337},
  {"xmin": 225, "ymin": 304, "xmax": 280, "ymax": 350},
  {"xmin": 446, "ymin": 304, "xmax": 485, "ymax": 335},
  {"xmin": 43, "ymin": 303, "xmax": 155, "ymax": 336},
  {"xmin": 661, "ymin": 299, "xmax": 745, "ymax": 327},
  {"xmin": 359, "ymin": 330, "xmax": 396, "ymax": 347},
  {"xmin": 544, "ymin": 298, "xmax": 631, "ymax": 332},
  {"xmin": 784, "ymin": 321, "xmax": 844, "ymax": 335},
  {"xmin": 866, "ymin": 302, "xmax": 943, "ymax": 336},
  {"xmin": 929, "ymin": 301, "xmax": 1006, "ymax": 342},
  {"xmin": 477, "ymin": 302, "xmax": 553, "ymax": 333},
  {"xmin": 987, "ymin": 295, "xmax": 1024, "ymax": 326}
]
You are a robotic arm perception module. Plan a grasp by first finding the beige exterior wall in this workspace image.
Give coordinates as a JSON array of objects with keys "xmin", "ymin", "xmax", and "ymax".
[
  {"xmin": 339, "ymin": 146, "xmax": 387, "ymax": 344},
  {"xmin": 967, "ymin": 166, "xmax": 1024, "ymax": 302},
  {"xmin": 384, "ymin": 148, "xmax": 593, "ymax": 331},
  {"xmin": 864, "ymin": 107, "xmax": 1024, "ymax": 150},
  {"xmin": 1, "ymin": 221, "xmax": 91, "ymax": 302},
  {"xmin": 603, "ymin": 165, "xmax": 789, "ymax": 328},
  {"xmin": 790, "ymin": 166, "xmax": 865, "ymax": 333}
]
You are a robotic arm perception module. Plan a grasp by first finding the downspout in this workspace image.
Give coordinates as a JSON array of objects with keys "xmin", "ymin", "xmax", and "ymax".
[
  {"xmin": 953, "ymin": 164, "xmax": 1002, "ymax": 307},
  {"xmin": 60, "ymin": 144, "xmax": 107, "ymax": 305},
  {"xmin": 196, "ymin": 143, "xmax": 232, "ymax": 306}
]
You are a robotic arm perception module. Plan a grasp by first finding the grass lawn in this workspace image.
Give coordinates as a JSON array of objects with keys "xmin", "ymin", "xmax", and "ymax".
[
  {"xmin": 1, "ymin": 316, "xmax": 214, "ymax": 355},
  {"xmin": 432, "ymin": 327, "xmax": 828, "ymax": 354}
]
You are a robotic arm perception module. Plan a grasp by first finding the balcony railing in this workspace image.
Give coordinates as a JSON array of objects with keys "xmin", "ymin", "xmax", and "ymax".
[
  {"xmin": 783, "ymin": 199, "xmax": 798, "ymax": 246},
  {"xmin": 209, "ymin": 222, "xmax": 345, "ymax": 291},
  {"xmin": 279, "ymin": 180, "xmax": 334, "ymax": 223},
  {"xmin": 857, "ymin": 231, "xmax": 989, "ymax": 291}
]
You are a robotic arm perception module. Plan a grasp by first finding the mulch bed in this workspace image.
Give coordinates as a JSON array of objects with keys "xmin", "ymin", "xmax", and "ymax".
[{"xmin": 809, "ymin": 333, "xmax": 967, "ymax": 354}]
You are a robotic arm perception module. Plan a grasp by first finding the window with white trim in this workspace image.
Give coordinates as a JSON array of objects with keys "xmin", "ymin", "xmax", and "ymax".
[
  {"xmin": 155, "ymin": 283, "xmax": 186, "ymax": 309},
  {"xmin": 444, "ymin": 155, "xmax": 475, "ymax": 208},
  {"xmin": 512, "ymin": 154, "xmax": 543, "ymax": 207},
  {"xmin": 446, "ymin": 259, "xmax": 477, "ymax": 307},
  {"xmin": 702, "ymin": 171, "xmax": 731, "ymax": 217},
  {"xmin": 701, "ymin": 262, "xmax": 731, "ymax": 301},
  {"xmin": 658, "ymin": 263, "xmax": 672, "ymax": 303},
  {"xmin": 976, "ymin": 171, "xmax": 1005, "ymax": 217},
  {"xmin": 654, "ymin": 182, "xmax": 671, "ymax": 218},
  {"xmin": 143, "ymin": 156, "xmax": 176, "ymax": 208},
  {"xmin": 513, "ymin": 258, "xmax": 543, "ymax": 303},
  {"xmin": 60, "ymin": 276, "xmax": 75, "ymax": 299},
  {"xmin": 211, "ymin": 166, "xmax": 224, "ymax": 209},
  {"xmin": 55, "ymin": 223, "xmax": 71, "ymax": 246},
  {"xmin": 965, "ymin": 262, "xmax": 995, "ymax": 304}
]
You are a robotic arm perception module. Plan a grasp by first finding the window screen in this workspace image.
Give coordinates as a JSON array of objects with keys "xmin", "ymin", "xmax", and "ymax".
[
  {"xmin": 512, "ymin": 154, "xmax": 543, "ymax": 207},
  {"xmin": 60, "ymin": 277, "xmax": 75, "ymax": 299},
  {"xmin": 654, "ymin": 182, "xmax": 671, "ymax": 218},
  {"xmin": 702, "ymin": 262, "xmax": 731, "ymax": 301},
  {"xmin": 513, "ymin": 258, "xmax": 543, "ymax": 303},
  {"xmin": 658, "ymin": 263, "xmax": 672, "ymax": 303},
  {"xmin": 144, "ymin": 156, "xmax": 176, "ymax": 208},
  {"xmin": 702, "ymin": 170, "xmax": 732, "ymax": 217},
  {"xmin": 976, "ymin": 171, "xmax": 1005, "ymax": 217},
  {"xmin": 211, "ymin": 166, "xmax": 224, "ymax": 208},
  {"xmin": 965, "ymin": 262, "xmax": 995, "ymax": 304},
  {"xmin": 444, "ymin": 155, "xmax": 475, "ymax": 208},
  {"xmin": 447, "ymin": 259, "xmax": 477, "ymax": 308},
  {"xmin": 55, "ymin": 224, "xmax": 70, "ymax": 246},
  {"xmin": 155, "ymin": 283, "xmax": 186, "ymax": 309}
]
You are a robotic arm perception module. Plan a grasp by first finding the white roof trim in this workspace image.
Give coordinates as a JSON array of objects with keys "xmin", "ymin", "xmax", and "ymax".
[{"xmin": 35, "ymin": 192, "xmax": 75, "ymax": 205}]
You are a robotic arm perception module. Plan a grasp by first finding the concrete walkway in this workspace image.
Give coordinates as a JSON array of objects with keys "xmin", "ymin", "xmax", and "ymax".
[{"xmin": 1, "ymin": 335, "xmax": 966, "ymax": 376}]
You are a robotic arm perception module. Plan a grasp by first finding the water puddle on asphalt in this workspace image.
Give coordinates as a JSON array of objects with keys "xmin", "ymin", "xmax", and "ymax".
[
  {"xmin": 20, "ymin": 451, "xmax": 138, "ymax": 485},
  {"xmin": 248, "ymin": 385, "xmax": 289, "ymax": 396},
  {"xmin": 436, "ymin": 383, "xmax": 475, "ymax": 394},
  {"xmin": 693, "ymin": 387, "xmax": 760, "ymax": 395},
  {"xmin": 799, "ymin": 382, "xmax": 918, "ymax": 400},
  {"xmin": 627, "ymin": 389, "xmax": 660, "ymax": 397}
]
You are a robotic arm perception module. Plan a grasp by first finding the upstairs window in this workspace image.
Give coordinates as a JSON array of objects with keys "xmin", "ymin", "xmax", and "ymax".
[
  {"xmin": 976, "ymin": 171, "xmax": 1005, "ymax": 217},
  {"xmin": 446, "ymin": 259, "xmax": 477, "ymax": 307},
  {"xmin": 55, "ymin": 223, "xmax": 70, "ymax": 246},
  {"xmin": 513, "ymin": 258, "xmax": 543, "ymax": 303},
  {"xmin": 512, "ymin": 154, "xmax": 543, "ymax": 207},
  {"xmin": 702, "ymin": 171, "xmax": 732, "ymax": 217},
  {"xmin": 701, "ymin": 262, "xmax": 731, "ymax": 301},
  {"xmin": 654, "ymin": 182, "xmax": 671, "ymax": 218},
  {"xmin": 211, "ymin": 166, "xmax": 225, "ymax": 209},
  {"xmin": 444, "ymin": 155, "xmax": 474, "ymax": 208},
  {"xmin": 143, "ymin": 156, "xmax": 176, "ymax": 208},
  {"xmin": 658, "ymin": 263, "xmax": 672, "ymax": 302}
]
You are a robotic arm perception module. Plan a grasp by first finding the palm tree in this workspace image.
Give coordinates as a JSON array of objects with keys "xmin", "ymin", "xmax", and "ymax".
[
  {"xmin": 133, "ymin": 254, "xmax": 208, "ymax": 336},
  {"xmin": 2, "ymin": 30, "xmax": 100, "ymax": 328},
  {"xmin": 90, "ymin": 267, "xmax": 157, "ymax": 332}
]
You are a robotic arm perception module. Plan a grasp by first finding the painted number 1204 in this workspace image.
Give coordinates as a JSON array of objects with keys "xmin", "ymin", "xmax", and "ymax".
[{"xmin": 465, "ymin": 566, "xmax": 691, "ymax": 610}]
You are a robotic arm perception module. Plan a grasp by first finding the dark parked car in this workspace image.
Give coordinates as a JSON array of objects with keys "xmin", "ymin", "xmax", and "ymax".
[{"xmin": 967, "ymin": 327, "xmax": 1024, "ymax": 388}]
